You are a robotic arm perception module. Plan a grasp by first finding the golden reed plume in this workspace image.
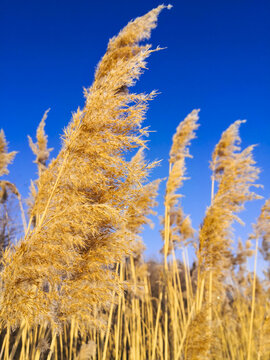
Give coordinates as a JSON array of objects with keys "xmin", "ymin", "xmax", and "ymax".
[
  {"xmin": 198, "ymin": 120, "xmax": 261, "ymax": 299},
  {"xmin": 0, "ymin": 5, "xmax": 171, "ymax": 330},
  {"xmin": 0, "ymin": 130, "xmax": 17, "ymax": 179},
  {"xmin": 28, "ymin": 109, "xmax": 53, "ymax": 177},
  {"xmin": 0, "ymin": 130, "xmax": 18, "ymax": 203},
  {"xmin": 162, "ymin": 109, "xmax": 199, "ymax": 266},
  {"xmin": 27, "ymin": 109, "xmax": 53, "ymax": 223}
]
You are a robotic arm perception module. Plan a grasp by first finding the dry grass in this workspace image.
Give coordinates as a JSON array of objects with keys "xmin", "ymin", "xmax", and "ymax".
[{"xmin": 0, "ymin": 5, "xmax": 269, "ymax": 359}]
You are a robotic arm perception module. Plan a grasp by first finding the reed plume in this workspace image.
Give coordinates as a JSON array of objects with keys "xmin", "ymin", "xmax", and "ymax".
[
  {"xmin": 0, "ymin": 5, "xmax": 170, "ymax": 330},
  {"xmin": 28, "ymin": 109, "xmax": 53, "ymax": 177},
  {"xmin": 0, "ymin": 130, "xmax": 18, "ymax": 203},
  {"xmin": 255, "ymin": 199, "xmax": 270, "ymax": 263},
  {"xmin": 162, "ymin": 109, "xmax": 200, "ymax": 265},
  {"xmin": 0, "ymin": 130, "xmax": 17, "ymax": 178},
  {"xmin": 27, "ymin": 109, "xmax": 53, "ymax": 224},
  {"xmin": 0, "ymin": 130, "xmax": 24, "ymax": 251},
  {"xmin": 198, "ymin": 119, "xmax": 261, "ymax": 297}
]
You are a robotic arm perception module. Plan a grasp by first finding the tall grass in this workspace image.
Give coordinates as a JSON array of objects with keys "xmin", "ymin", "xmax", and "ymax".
[{"xmin": 0, "ymin": 5, "xmax": 269, "ymax": 359}]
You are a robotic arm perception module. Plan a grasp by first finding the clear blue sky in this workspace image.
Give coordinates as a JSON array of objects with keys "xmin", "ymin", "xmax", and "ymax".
[{"xmin": 1, "ymin": 1, "xmax": 270, "ymax": 269}]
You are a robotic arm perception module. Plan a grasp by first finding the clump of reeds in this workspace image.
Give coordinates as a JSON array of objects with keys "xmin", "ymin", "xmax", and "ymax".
[{"xmin": 0, "ymin": 5, "xmax": 269, "ymax": 360}]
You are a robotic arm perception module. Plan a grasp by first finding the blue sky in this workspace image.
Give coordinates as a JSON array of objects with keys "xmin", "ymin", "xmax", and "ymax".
[{"xmin": 1, "ymin": 0, "xmax": 270, "ymax": 269}]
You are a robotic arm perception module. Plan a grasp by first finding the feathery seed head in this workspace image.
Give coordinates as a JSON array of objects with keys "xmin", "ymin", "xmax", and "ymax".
[
  {"xmin": 0, "ymin": 130, "xmax": 17, "ymax": 178},
  {"xmin": 28, "ymin": 109, "xmax": 53, "ymax": 175},
  {"xmin": 253, "ymin": 199, "xmax": 270, "ymax": 261},
  {"xmin": 0, "ymin": 5, "xmax": 169, "ymax": 329},
  {"xmin": 198, "ymin": 119, "xmax": 261, "ymax": 297},
  {"xmin": 162, "ymin": 110, "xmax": 199, "ymax": 255}
]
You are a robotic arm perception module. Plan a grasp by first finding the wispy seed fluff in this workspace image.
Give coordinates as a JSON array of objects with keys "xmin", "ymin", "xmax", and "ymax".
[
  {"xmin": 0, "ymin": 130, "xmax": 19, "ymax": 204},
  {"xmin": 0, "ymin": 130, "xmax": 17, "ymax": 179},
  {"xmin": 253, "ymin": 198, "xmax": 270, "ymax": 263},
  {"xmin": 28, "ymin": 109, "xmax": 53, "ymax": 177},
  {"xmin": 198, "ymin": 120, "xmax": 261, "ymax": 296},
  {"xmin": 0, "ymin": 131, "xmax": 19, "ymax": 251},
  {"xmin": 162, "ymin": 109, "xmax": 200, "ymax": 258},
  {"xmin": 0, "ymin": 5, "xmax": 171, "ymax": 330},
  {"xmin": 27, "ymin": 110, "xmax": 53, "ymax": 222}
]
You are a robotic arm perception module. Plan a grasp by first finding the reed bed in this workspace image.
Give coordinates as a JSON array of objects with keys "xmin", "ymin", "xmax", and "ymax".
[{"xmin": 0, "ymin": 5, "xmax": 269, "ymax": 360}]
